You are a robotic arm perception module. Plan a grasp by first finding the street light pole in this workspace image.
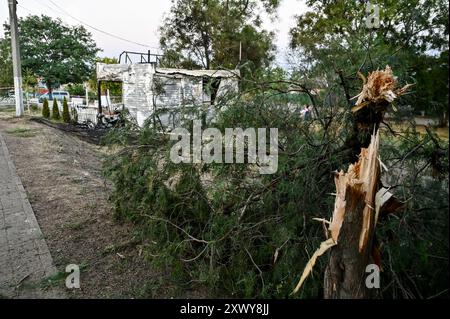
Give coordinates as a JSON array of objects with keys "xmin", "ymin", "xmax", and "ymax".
[{"xmin": 7, "ymin": 0, "xmax": 24, "ymax": 117}]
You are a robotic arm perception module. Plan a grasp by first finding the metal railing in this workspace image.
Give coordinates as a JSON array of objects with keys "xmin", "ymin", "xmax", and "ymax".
[{"xmin": 118, "ymin": 50, "xmax": 163, "ymax": 65}]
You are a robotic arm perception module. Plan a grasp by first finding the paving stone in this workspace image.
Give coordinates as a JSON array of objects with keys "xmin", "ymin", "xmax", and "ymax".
[{"xmin": 0, "ymin": 132, "xmax": 64, "ymax": 298}]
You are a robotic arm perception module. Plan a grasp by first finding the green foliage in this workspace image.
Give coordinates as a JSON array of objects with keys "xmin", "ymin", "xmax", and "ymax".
[
  {"xmin": 411, "ymin": 51, "xmax": 449, "ymax": 120},
  {"xmin": 67, "ymin": 83, "xmax": 85, "ymax": 96},
  {"xmin": 159, "ymin": 0, "xmax": 278, "ymax": 85},
  {"xmin": 42, "ymin": 98, "xmax": 50, "ymax": 118},
  {"xmin": 89, "ymin": 57, "xmax": 122, "ymax": 97},
  {"xmin": 103, "ymin": 75, "xmax": 449, "ymax": 299},
  {"xmin": 103, "ymin": 92, "xmax": 347, "ymax": 298},
  {"xmin": 289, "ymin": 0, "xmax": 449, "ymax": 121},
  {"xmin": 101, "ymin": 0, "xmax": 448, "ymax": 299},
  {"xmin": 62, "ymin": 97, "xmax": 71, "ymax": 123},
  {"xmin": 3, "ymin": 15, "xmax": 99, "ymax": 90},
  {"xmin": 0, "ymin": 37, "xmax": 12, "ymax": 87},
  {"xmin": 377, "ymin": 126, "xmax": 449, "ymax": 298},
  {"xmin": 51, "ymin": 98, "xmax": 60, "ymax": 120}
]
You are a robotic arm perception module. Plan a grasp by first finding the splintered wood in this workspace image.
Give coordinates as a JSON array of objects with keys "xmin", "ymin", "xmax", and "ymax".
[
  {"xmin": 329, "ymin": 131, "xmax": 380, "ymax": 251},
  {"xmin": 324, "ymin": 131, "xmax": 382, "ymax": 298},
  {"xmin": 351, "ymin": 65, "xmax": 414, "ymax": 113},
  {"xmin": 292, "ymin": 131, "xmax": 380, "ymax": 295}
]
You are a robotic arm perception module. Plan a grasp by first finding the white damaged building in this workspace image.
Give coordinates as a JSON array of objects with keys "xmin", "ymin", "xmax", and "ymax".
[{"xmin": 96, "ymin": 62, "xmax": 240, "ymax": 127}]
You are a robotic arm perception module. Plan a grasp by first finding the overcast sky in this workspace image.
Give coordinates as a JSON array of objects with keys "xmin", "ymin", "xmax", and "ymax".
[{"xmin": 1, "ymin": 0, "xmax": 308, "ymax": 67}]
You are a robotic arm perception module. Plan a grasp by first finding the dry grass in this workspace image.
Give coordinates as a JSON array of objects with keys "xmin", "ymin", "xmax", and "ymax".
[{"xmin": 0, "ymin": 116, "xmax": 190, "ymax": 299}]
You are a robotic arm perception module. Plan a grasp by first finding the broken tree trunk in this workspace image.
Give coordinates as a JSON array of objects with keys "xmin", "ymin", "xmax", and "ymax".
[
  {"xmin": 324, "ymin": 131, "xmax": 380, "ymax": 298},
  {"xmin": 291, "ymin": 66, "xmax": 410, "ymax": 298},
  {"xmin": 345, "ymin": 66, "xmax": 414, "ymax": 162}
]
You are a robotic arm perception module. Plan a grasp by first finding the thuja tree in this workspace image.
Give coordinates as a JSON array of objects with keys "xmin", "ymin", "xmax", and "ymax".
[
  {"xmin": 42, "ymin": 98, "xmax": 50, "ymax": 119},
  {"xmin": 51, "ymin": 99, "xmax": 60, "ymax": 120},
  {"xmin": 62, "ymin": 97, "xmax": 71, "ymax": 123}
]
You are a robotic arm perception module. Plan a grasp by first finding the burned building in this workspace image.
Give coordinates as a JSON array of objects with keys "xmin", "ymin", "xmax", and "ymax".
[{"xmin": 96, "ymin": 62, "xmax": 240, "ymax": 127}]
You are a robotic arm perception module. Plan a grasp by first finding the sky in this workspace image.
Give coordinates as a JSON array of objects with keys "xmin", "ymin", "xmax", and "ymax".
[{"xmin": 0, "ymin": 0, "xmax": 309, "ymax": 67}]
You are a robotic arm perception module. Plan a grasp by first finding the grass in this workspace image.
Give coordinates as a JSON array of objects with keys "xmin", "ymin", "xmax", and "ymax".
[
  {"xmin": 5, "ymin": 127, "xmax": 42, "ymax": 138},
  {"xmin": 0, "ymin": 106, "xmax": 15, "ymax": 113},
  {"xmin": 416, "ymin": 125, "xmax": 449, "ymax": 139},
  {"xmin": 65, "ymin": 218, "xmax": 95, "ymax": 231},
  {"xmin": 38, "ymin": 271, "xmax": 68, "ymax": 290},
  {"xmin": 102, "ymin": 237, "xmax": 141, "ymax": 256},
  {"xmin": 382, "ymin": 123, "xmax": 449, "ymax": 140},
  {"xmin": 37, "ymin": 262, "xmax": 89, "ymax": 290},
  {"xmin": 132, "ymin": 278, "xmax": 164, "ymax": 299}
]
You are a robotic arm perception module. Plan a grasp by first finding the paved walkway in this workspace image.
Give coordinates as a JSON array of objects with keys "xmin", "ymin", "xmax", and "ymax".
[{"xmin": 0, "ymin": 132, "xmax": 60, "ymax": 298}]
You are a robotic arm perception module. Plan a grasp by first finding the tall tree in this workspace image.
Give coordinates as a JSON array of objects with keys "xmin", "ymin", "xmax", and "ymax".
[
  {"xmin": 159, "ymin": 0, "xmax": 279, "ymax": 80},
  {"xmin": 3, "ymin": 15, "xmax": 100, "ymax": 97},
  {"xmin": 288, "ymin": 0, "xmax": 449, "ymax": 123},
  {"xmin": 286, "ymin": 0, "xmax": 449, "ymax": 299},
  {"xmin": 0, "ymin": 37, "xmax": 13, "ymax": 89}
]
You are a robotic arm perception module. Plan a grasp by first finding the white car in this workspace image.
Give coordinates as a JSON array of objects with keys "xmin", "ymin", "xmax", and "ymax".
[{"xmin": 38, "ymin": 91, "xmax": 71, "ymax": 103}]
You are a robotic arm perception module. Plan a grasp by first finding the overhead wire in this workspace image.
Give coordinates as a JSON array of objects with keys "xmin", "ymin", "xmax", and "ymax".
[{"xmin": 26, "ymin": 0, "xmax": 160, "ymax": 51}]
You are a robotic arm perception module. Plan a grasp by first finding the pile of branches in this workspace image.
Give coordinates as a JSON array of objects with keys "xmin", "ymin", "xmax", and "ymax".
[{"xmin": 102, "ymin": 70, "xmax": 448, "ymax": 298}]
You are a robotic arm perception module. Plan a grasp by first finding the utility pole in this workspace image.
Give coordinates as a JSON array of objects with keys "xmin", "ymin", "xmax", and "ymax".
[{"xmin": 8, "ymin": 0, "xmax": 24, "ymax": 117}]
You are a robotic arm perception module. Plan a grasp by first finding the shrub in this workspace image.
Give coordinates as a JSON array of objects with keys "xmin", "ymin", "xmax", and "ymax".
[
  {"xmin": 103, "ymin": 88, "xmax": 449, "ymax": 299},
  {"xmin": 71, "ymin": 107, "xmax": 78, "ymax": 124},
  {"xmin": 103, "ymin": 94, "xmax": 341, "ymax": 298},
  {"xmin": 62, "ymin": 97, "xmax": 71, "ymax": 123},
  {"xmin": 51, "ymin": 98, "xmax": 60, "ymax": 120},
  {"xmin": 42, "ymin": 98, "xmax": 50, "ymax": 118}
]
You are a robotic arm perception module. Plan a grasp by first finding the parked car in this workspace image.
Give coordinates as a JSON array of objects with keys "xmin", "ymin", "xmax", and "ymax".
[
  {"xmin": 38, "ymin": 91, "xmax": 71, "ymax": 103},
  {"xmin": 6, "ymin": 90, "xmax": 36, "ymax": 100}
]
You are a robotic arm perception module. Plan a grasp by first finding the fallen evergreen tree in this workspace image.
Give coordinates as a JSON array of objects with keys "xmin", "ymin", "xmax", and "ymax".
[{"xmin": 102, "ymin": 70, "xmax": 448, "ymax": 298}]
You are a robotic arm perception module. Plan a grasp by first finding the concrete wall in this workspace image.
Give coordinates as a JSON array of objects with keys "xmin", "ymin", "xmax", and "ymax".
[{"xmin": 96, "ymin": 63, "xmax": 239, "ymax": 127}]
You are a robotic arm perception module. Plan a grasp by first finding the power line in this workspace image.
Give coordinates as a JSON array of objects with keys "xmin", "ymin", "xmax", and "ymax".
[
  {"xmin": 29, "ymin": 0, "xmax": 62, "ymax": 15},
  {"xmin": 46, "ymin": 0, "xmax": 160, "ymax": 49},
  {"xmin": 31, "ymin": 0, "xmax": 160, "ymax": 50},
  {"xmin": 16, "ymin": 4, "xmax": 36, "ymax": 15}
]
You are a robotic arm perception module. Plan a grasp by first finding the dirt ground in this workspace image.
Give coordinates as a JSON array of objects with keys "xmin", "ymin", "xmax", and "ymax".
[
  {"xmin": 0, "ymin": 107, "xmax": 195, "ymax": 299},
  {"xmin": 1, "ymin": 106, "xmax": 446, "ymax": 299}
]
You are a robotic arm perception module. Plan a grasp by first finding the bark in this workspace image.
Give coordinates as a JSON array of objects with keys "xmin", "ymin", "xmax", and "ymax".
[
  {"xmin": 47, "ymin": 85, "xmax": 53, "ymax": 100},
  {"xmin": 323, "ymin": 186, "xmax": 375, "ymax": 298}
]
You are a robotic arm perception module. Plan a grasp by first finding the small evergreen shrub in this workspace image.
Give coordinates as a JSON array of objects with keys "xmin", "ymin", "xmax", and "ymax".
[
  {"xmin": 52, "ymin": 98, "xmax": 60, "ymax": 120},
  {"xmin": 62, "ymin": 97, "xmax": 71, "ymax": 123},
  {"xmin": 42, "ymin": 98, "xmax": 50, "ymax": 118}
]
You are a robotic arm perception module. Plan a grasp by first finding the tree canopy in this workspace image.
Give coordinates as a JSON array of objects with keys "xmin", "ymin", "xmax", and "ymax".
[
  {"xmin": 288, "ymin": 0, "xmax": 449, "ymax": 119},
  {"xmin": 3, "ymin": 15, "xmax": 100, "ymax": 92},
  {"xmin": 0, "ymin": 37, "xmax": 13, "ymax": 89},
  {"xmin": 159, "ymin": 0, "xmax": 279, "ymax": 82}
]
